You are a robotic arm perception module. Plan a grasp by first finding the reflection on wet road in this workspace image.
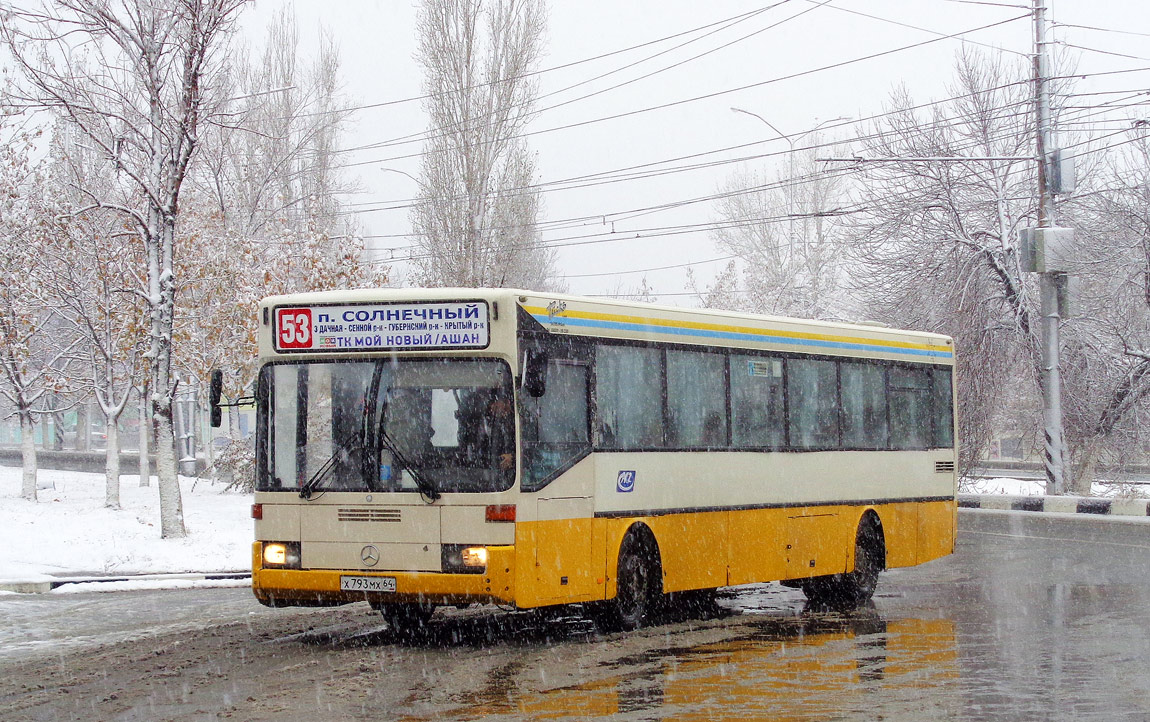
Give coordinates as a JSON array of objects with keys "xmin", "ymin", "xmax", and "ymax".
[
  {"xmin": 382, "ymin": 510, "xmax": 1150, "ymax": 721},
  {"xmin": 419, "ymin": 612, "xmax": 960, "ymax": 721}
]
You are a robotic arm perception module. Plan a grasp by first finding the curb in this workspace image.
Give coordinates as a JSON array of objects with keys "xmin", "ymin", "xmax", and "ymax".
[
  {"xmin": 0, "ymin": 571, "xmax": 250, "ymax": 595},
  {"xmin": 959, "ymin": 493, "xmax": 1150, "ymax": 517}
]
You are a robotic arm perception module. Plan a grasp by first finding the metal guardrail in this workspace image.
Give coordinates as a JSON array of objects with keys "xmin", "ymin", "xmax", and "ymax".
[{"xmin": 959, "ymin": 494, "xmax": 1150, "ymax": 517}]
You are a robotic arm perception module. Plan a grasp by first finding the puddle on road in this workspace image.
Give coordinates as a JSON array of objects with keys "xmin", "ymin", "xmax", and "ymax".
[{"xmin": 381, "ymin": 599, "xmax": 961, "ymax": 721}]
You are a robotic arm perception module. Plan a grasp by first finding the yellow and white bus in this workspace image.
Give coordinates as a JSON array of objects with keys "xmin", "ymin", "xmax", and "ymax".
[{"xmin": 235, "ymin": 288, "xmax": 957, "ymax": 631}]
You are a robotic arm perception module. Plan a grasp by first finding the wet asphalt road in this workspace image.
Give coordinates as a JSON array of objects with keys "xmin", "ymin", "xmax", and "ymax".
[{"xmin": 2, "ymin": 509, "xmax": 1149, "ymax": 721}]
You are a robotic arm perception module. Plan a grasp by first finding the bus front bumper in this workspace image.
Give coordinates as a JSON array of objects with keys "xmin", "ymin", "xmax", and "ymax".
[{"xmin": 251, "ymin": 543, "xmax": 516, "ymax": 607}]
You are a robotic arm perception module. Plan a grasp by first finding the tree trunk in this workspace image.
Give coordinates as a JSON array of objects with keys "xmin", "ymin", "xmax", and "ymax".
[
  {"xmin": 105, "ymin": 420, "xmax": 121, "ymax": 510},
  {"xmin": 76, "ymin": 403, "xmax": 90, "ymax": 451},
  {"xmin": 19, "ymin": 410, "xmax": 38, "ymax": 501},
  {"xmin": 1071, "ymin": 437, "xmax": 1101, "ymax": 497},
  {"xmin": 155, "ymin": 402, "xmax": 186, "ymax": 539},
  {"xmin": 139, "ymin": 385, "xmax": 151, "ymax": 487},
  {"xmin": 50, "ymin": 411, "xmax": 64, "ymax": 450}
]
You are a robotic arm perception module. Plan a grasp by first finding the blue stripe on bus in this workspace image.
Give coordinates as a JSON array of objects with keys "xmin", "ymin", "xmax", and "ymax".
[{"xmin": 531, "ymin": 314, "xmax": 954, "ymax": 359}]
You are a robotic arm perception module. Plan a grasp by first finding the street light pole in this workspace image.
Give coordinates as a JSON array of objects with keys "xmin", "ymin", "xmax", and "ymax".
[{"xmin": 729, "ymin": 109, "xmax": 849, "ymax": 254}]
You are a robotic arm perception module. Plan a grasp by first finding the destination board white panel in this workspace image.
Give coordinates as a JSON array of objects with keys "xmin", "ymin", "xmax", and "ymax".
[{"xmin": 273, "ymin": 301, "xmax": 489, "ymax": 352}]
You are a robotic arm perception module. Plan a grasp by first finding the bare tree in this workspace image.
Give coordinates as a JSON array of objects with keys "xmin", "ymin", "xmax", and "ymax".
[
  {"xmin": 0, "ymin": 123, "xmax": 78, "ymax": 500},
  {"xmin": 1057, "ymin": 132, "xmax": 1150, "ymax": 492},
  {"xmin": 848, "ymin": 48, "xmax": 1150, "ymax": 488},
  {"xmin": 410, "ymin": 0, "xmax": 560, "ymax": 290},
  {"xmin": 710, "ymin": 136, "xmax": 851, "ymax": 319},
  {"xmin": 844, "ymin": 50, "xmax": 1040, "ymax": 474},
  {"xmin": 39, "ymin": 120, "xmax": 148, "ymax": 508},
  {"xmin": 1, "ymin": 0, "xmax": 248, "ymax": 537},
  {"xmin": 182, "ymin": 8, "xmax": 384, "ymax": 489}
]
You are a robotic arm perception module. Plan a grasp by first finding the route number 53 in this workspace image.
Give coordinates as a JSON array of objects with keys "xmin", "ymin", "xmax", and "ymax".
[{"xmin": 277, "ymin": 308, "xmax": 313, "ymax": 349}]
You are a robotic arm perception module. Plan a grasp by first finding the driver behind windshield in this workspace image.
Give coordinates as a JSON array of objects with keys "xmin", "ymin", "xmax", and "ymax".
[{"xmin": 460, "ymin": 388, "xmax": 515, "ymax": 474}]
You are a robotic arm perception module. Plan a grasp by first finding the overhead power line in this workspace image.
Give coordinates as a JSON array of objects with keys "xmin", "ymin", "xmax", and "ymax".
[{"xmin": 345, "ymin": 89, "xmax": 1040, "ymax": 218}]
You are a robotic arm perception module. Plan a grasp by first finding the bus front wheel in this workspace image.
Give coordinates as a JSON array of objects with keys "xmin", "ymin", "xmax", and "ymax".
[{"xmin": 593, "ymin": 534, "xmax": 659, "ymax": 632}]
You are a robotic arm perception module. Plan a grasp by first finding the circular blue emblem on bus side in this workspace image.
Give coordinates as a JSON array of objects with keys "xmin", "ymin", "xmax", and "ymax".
[{"xmin": 617, "ymin": 470, "xmax": 636, "ymax": 493}]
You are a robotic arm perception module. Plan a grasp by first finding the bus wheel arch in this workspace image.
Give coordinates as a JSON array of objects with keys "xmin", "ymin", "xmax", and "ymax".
[{"xmin": 803, "ymin": 510, "xmax": 886, "ymax": 608}]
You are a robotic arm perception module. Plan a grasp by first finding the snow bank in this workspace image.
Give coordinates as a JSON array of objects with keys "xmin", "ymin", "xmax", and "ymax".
[{"xmin": 961, "ymin": 475, "xmax": 1149, "ymax": 499}]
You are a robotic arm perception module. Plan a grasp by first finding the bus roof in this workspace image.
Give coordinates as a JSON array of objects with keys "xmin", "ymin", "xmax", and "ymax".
[{"xmin": 260, "ymin": 287, "xmax": 954, "ymax": 364}]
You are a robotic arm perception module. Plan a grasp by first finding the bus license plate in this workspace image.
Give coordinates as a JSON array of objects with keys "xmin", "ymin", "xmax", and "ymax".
[{"xmin": 340, "ymin": 576, "xmax": 396, "ymax": 593}]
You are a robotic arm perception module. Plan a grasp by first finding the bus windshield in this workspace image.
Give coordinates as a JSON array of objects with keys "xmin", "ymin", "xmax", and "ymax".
[{"xmin": 258, "ymin": 359, "xmax": 515, "ymax": 494}]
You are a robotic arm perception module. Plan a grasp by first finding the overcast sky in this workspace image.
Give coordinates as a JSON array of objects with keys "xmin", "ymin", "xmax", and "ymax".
[{"xmin": 241, "ymin": 0, "xmax": 1150, "ymax": 302}]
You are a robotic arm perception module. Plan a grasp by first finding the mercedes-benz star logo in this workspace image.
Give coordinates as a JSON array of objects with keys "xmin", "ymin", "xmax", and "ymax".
[{"xmin": 360, "ymin": 545, "xmax": 380, "ymax": 567}]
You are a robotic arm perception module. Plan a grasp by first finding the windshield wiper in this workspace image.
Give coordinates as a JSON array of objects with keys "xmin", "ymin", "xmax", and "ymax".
[
  {"xmin": 377, "ymin": 425, "xmax": 440, "ymax": 502},
  {"xmin": 299, "ymin": 433, "xmax": 362, "ymax": 499}
]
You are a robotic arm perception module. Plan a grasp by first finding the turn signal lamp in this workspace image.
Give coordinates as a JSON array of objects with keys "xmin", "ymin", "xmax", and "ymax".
[{"xmin": 485, "ymin": 504, "xmax": 516, "ymax": 522}]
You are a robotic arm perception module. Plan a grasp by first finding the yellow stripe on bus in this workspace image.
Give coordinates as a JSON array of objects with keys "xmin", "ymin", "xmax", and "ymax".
[{"xmin": 522, "ymin": 305, "xmax": 953, "ymax": 358}]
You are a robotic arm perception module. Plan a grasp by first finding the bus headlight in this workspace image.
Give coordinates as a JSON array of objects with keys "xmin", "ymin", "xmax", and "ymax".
[
  {"xmin": 442, "ymin": 544, "xmax": 486, "ymax": 573},
  {"xmin": 262, "ymin": 541, "xmax": 301, "ymax": 569},
  {"xmin": 462, "ymin": 546, "xmax": 488, "ymax": 568}
]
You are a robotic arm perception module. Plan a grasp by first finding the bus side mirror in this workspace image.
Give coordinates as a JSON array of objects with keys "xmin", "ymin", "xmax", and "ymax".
[
  {"xmin": 209, "ymin": 369, "xmax": 224, "ymax": 428},
  {"xmin": 522, "ymin": 349, "xmax": 548, "ymax": 397}
]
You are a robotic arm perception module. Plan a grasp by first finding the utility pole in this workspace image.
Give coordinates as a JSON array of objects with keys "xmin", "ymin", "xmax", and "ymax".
[{"xmin": 1033, "ymin": 0, "xmax": 1067, "ymax": 495}]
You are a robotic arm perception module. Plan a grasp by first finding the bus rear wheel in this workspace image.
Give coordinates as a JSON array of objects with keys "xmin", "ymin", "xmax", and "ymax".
[
  {"xmin": 372, "ymin": 601, "xmax": 435, "ymax": 635},
  {"xmin": 802, "ymin": 524, "xmax": 884, "ymax": 608},
  {"xmin": 593, "ymin": 534, "xmax": 659, "ymax": 632}
]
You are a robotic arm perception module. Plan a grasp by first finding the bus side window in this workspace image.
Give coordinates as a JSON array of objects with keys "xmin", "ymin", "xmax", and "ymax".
[
  {"xmin": 788, "ymin": 358, "xmax": 839, "ymax": 449},
  {"xmin": 931, "ymin": 367, "xmax": 955, "ymax": 448},
  {"xmin": 889, "ymin": 366, "xmax": 932, "ymax": 449},
  {"xmin": 730, "ymin": 355, "xmax": 785, "ymax": 448},
  {"xmin": 596, "ymin": 345, "xmax": 664, "ymax": 449},
  {"xmin": 841, "ymin": 361, "xmax": 889, "ymax": 450},
  {"xmin": 667, "ymin": 350, "xmax": 727, "ymax": 448}
]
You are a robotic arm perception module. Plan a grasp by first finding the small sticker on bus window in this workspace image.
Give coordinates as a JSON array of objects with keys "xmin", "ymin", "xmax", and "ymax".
[
  {"xmin": 617, "ymin": 470, "xmax": 636, "ymax": 493},
  {"xmin": 379, "ymin": 464, "xmax": 392, "ymax": 482},
  {"xmin": 747, "ymin": 359, "xmax": 782, "ymax": 378}
]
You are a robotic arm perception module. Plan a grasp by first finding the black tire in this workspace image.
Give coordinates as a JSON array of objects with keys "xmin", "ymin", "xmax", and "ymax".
[
  {"xmin": 372, "ymin": 602, "xmax": 435, "ymax": 635},
  {"xmin": 803, "ymin": 524, "xmax": 883, "ymax": 608},
  {"xmin": 593, "ymin": 534, "xmax": 658, "ymax": 632}
]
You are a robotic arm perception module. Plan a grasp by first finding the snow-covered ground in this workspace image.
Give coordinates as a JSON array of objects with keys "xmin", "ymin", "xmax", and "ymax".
[
  {"xmin": 960, "ymin": 475, "xmax": 1148, "ymax": 498},
  {"xmin": 0, "ymin": 466, "xmax": 251, "ymax": 589},
  {"xmin": 961, "ymin": 476, "xmax": 1045, "ymax": 496}
]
